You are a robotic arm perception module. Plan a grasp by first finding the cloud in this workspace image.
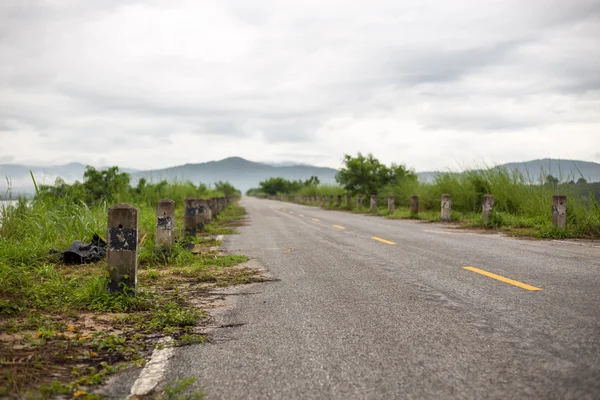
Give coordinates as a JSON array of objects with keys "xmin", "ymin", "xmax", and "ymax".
[{"xmin": 0, "ymin": 0, "xmax": 599, "ymax": 171}]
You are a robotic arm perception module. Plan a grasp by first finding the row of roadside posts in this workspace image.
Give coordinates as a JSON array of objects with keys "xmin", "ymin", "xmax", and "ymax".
[
  {"xmin": 268, "ymin": 193, "xmax": 568, "ymax": 230},
  {"xmin": 106, "ymin": 195, "xmax": 238, "ymax": 293}
]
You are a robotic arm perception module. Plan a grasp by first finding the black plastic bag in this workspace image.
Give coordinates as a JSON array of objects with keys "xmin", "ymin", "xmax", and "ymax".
[{"xmin": 62, "ymin": 234, "xmax": 107, "ymax": 264}]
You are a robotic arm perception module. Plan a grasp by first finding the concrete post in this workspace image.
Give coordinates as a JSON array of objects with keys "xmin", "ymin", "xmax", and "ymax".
[
  {"xmin": 209, "ymin": 198, "xmax": 217, "ymax": 217},
  {"xmin": 482, "ymin": 195, "xmax": 494, "ymax": 226},
  {"xmin": 107, "ymin": 204, "xmax": 138, "ymax": 293},
  {"xmin": 218, "ymin": 197, "xmax": 225, "ymax": 213},
  {"xmin": 337, "ymin": 195, "xmax": 342, "ymax": 207},
  {"xmin": 346, "ymin": 194, "xmax": 351, "ymax": 207},
  {"xmin": 441, "ymin": 194, "xmax": 451, "ymax": 221},
  {"xmin": 156, "ymin": 199, "xmax": 175, "ymax": 248},
  {"xmin": 552, "ymin": 195, "xmax": 567, "ymax": 229},
  {"xmin": 196, "ymin": 198, "xmax": 209, "ymax": 230},
  {"xmin": 203, "ymin": 200, "xmax": 212, "ymax": 224},
  {"xmin": 329, "ymin": 195, "xmax": 334, "ymax": 205},
  {"xmin": 388, "ymin": 196, "xmax": 395, "ymax": 214},
  {"xmin": 370, "ymin": 195, "xmax": 377, "ymax": 213},
  {"xmin": 410, "ymin": 196, "xmax": 419, "ymax": 214},
  {"xmin": 184, "ymin": 198, "xmax": 199, "ymax": 237},
  {"xmin": 357, "ymin": 195, "xmax": 363, "ymax": 209},
  {"xmin": 321, "ymin": 195, "xmax": 326, "ymax": 207}
]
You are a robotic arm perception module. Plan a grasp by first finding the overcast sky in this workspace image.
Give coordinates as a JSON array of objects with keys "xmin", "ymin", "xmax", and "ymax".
[{"xmin": 0, "ymin": 0, "xmax": 599, "ymax": 171}]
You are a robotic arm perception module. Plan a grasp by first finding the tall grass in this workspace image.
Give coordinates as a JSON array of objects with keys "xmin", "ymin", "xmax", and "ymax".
[
  {"xmin": 0, "ymin": 180, "xmax": 228, "ymax": 268},
  {"xmin": 282, "ymin": 166, "xmax": 600, "ymax": 238}
]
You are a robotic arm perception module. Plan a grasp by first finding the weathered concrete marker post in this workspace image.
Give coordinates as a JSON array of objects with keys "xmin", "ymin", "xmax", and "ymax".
[
  {"xmin": 410, "ymin": 196, "xmax": 419, "ymax": 214},
  {"xmin": 329, "ymin": 195, "xmax": 334, "ymax": 206},
  {"xmin": 337, "ymin": 195, "xmax": 342, "ymax": 207},
  {"xmin": 209, "ymin": 198, "xmax": 217, "ymax": 218},
  {"xmin": 156, "ymin": 199, "xmax": 175, "ymax": 248},
  {"xmin": 345, "ymin": 194, "xmax": 351, "ymax": 207},
  {"xmin": 357, "ymin": 195, "xmax": 363, "ymax": 209},
  {"xmin": 370, "ymin": 195, "xmax": 377, "ymax": 213},
  {"xmin": 388, "ymin": 196, "xmax": 395, "ymax": 214},
  {"xmin": 107, "ymin": 204, "xmax": 138, "ymax": 293},
  {"xmin": 482, "ymin": 195, "xmax": 495, "ymax": 226},
  {"xmin": 195, "ymin": 198, "xmax": 209, "ymax": 230},
  {"xmin": 441, "ymin": 194, "xmax": 451, "ymax": 222},
  {"xmin": 184, "ymin": 198, "xmax": 199, "ymax": 237},
  {"xmin": 202, "ymin": 198, "xmax": 212, "ymax": 224},
  {"xmin": 321, "ymin": 195, "xmax": 326, "ymax": 207},
  {"xmin": 552, "ymin": 194, "xmax": 567, "ymax": 229}
]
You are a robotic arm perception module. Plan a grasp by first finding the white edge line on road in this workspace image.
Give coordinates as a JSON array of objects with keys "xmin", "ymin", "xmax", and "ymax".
[
  {"xmin": 129, "ymin": 337, "xmax": 174, "ymax": 397},
  {"xmin": 423, "ymin": 229, "xmax": 479, "ymax": 236},
  {"xmin": 552, "ymin": 240, "xmax": 600, "ymax": 248}
]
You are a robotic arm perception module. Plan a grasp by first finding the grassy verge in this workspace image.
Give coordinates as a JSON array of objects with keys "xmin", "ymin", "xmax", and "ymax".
[
  {"xmin": 284, "ymin": 198, "xmax": 599, "ymax": 240},
  {"xmin": 0, "ymin": 202, "xmax": 261, "ymax": 398}
]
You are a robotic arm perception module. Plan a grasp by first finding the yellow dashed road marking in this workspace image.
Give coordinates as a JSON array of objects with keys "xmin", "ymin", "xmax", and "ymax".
[
  {"xmin": 333, "ymin": 225, "xmax": 346, "ymax": 230},
  {"xmin": 371, "ymin": 236, "xmax": 396, "ymax": 245},
  {"xmin": 312, "ymin": 218, "xmax": 320, "ymax": 222},
  {"xmin": 463, "ymin": 266, "xmax": 542, "ymax": 291}
]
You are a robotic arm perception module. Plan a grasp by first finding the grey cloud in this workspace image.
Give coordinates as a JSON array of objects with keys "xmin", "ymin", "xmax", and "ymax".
[
  {"xmin": 0, "ymin": 0, "xmax": 598, "ymax": 169},
  {"xmin": 419, "ymin": 111, "xmax": 535, "ymax": 132},
  {"xmin": 385, "ymin": 40, "xmax": 526, "ymax": 86}
]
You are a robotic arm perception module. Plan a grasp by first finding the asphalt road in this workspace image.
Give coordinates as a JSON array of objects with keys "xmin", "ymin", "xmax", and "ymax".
[{"xmin": 165, "ymin": 197, "xmax": 600, "ymax": 399}]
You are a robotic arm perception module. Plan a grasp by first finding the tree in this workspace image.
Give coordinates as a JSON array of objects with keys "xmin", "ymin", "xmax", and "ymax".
[
  {"xmin": 258, "ymin": 177, "xmax": 303, "ymax": 195},
  {"xmin": 83, "ymin": 166, "xmax": 130, "ymax": 204},
  {"xmin": 304, "ymin": 176, "xmax": 320, "ymax": 186},
  {"xmin": 545, "ymin": 174, "xmax": 559, "ymax": 188},
  {"xmin": 215, "ymin": 181, "xmax": 240, "ymax": 196},
  {"xmin": 335, "ymin": 153, "xmax": 416, "ymax": 195}
]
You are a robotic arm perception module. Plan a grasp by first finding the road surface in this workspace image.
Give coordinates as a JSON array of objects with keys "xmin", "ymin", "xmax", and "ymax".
[{"xmin": 148, "ymin": 197, "xmax": 600, "ymax": 398}]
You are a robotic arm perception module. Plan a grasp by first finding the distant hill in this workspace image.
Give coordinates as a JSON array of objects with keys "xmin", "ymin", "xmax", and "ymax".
[
  {"xmin": 499, "ymin": 159, "xmax": 600, "ymax": 182},
  {"xmin": 0, "ymin": 157, "xmax": 337, "ymax": 197},
  {"xmin": 2, "ymin": 157, "xmax": 599, "ymax": 198},
  {"xmin": 131, "ymin": 157, "xmax": 337, "ymax": 193},
  {"xmin": 417, "ymin": 159, "xmax": 600, "ymax": 183}
]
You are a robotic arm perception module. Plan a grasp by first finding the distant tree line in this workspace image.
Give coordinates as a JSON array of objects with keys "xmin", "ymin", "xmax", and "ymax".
[
  {"xmin": 246, "ymin": 153, "xmax": 417, "ymax": 198},
  {"xmin": 246, "ymin": 176, "xmax": 321, "ymax": 196},
  {"xmin": 35, "ymin": 166, "xmax": 240, "ymax": 207},
  {"xmin": 247, "ymin": 153, "xmax": 600, "ymax": 206}
]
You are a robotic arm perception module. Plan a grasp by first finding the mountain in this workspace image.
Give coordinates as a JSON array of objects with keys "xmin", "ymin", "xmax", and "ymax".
[
  {"xmin": 130, "ymin": 157, "xmax": 337, "ymax": 193},
  {"xmin": 2, "ymin": 157, "xmax": 599, "ymax": 198},
  {"xmin": 499, "ymin": 159, "xmax": 600, "ymax": 182},
  {"xmin": 417, "ymin": 159, "xmax": 600, "ymax": 183}
]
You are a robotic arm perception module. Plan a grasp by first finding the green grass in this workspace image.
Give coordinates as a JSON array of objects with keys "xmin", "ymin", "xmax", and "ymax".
[
  {"xmin": 278, "ymin": 166, "xmax": 600, "ymax": 238},
  {"xmin": 202, "ymin": 204, "xmax": 247, "ymax": 235},
  {"xmin": 0, "ymin": 190, "xmax": 260, "ymax": 397},
  {"xmin": 157, "ymin": 377, "xmax": 205, "ymax": 400}
]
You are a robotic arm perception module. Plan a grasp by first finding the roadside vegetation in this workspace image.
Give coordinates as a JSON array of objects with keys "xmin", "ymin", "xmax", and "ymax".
[
  {"xmin": 247, "ymin": 153, "xmax": 600, "ymax": 239},
  {"xmin": 0, "ymin": 167, "xmax": 260, "ymax": 398}
]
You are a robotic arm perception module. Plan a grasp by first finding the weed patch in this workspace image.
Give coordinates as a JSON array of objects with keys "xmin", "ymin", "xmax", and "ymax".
[{"xmin": 0, "ymin": 201, "xmax": 261, "ymax": 398}]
